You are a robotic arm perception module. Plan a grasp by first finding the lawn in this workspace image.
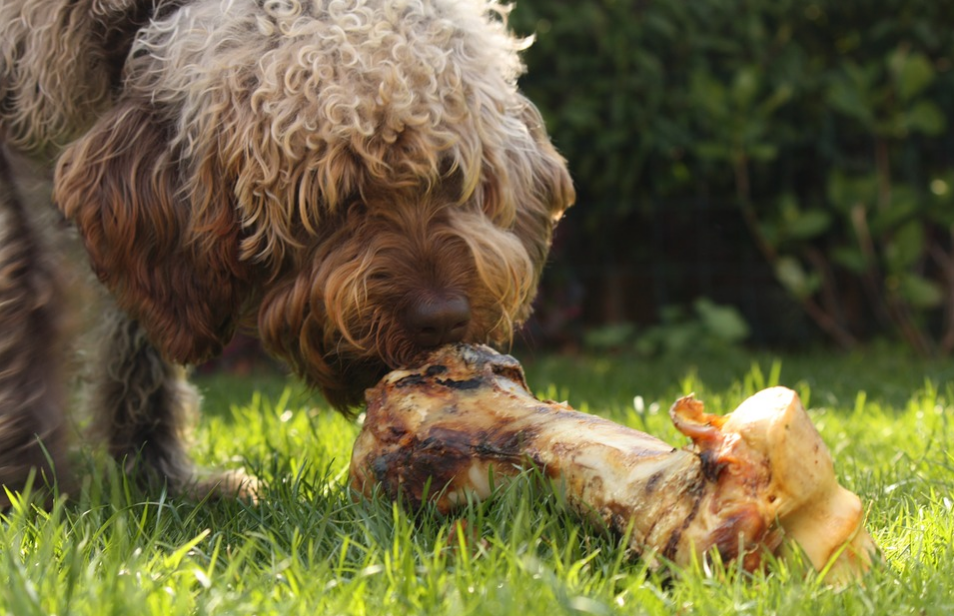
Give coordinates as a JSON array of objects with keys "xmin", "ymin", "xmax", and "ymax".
[{"xmin": 2, "ymin": 348, "xmax": 953, "ymax": 615}]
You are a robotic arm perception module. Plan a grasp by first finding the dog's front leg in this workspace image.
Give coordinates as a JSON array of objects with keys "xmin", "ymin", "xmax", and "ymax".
[
  {"xmin": 86, "ymin": 305, "xmax": 257, "ymax": 501},
  {"xmin": 86, "ymin": 305, "xmax": 195, "ymax": 490}
]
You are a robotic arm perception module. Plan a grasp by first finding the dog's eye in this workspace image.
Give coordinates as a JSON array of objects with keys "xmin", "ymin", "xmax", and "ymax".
[{"xmin": 369, "ymin": 272, "xmax": 392, "ymax": 282}]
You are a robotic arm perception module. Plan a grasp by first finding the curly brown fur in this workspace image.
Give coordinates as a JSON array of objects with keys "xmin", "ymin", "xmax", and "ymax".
[{"xmin": 0, "ymin": 0, "xmax": 574, "ymax": 498}]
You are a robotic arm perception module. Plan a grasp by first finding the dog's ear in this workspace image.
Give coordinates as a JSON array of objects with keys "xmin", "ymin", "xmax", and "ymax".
[
  {"xmin": 54, "ymin": 101, "xmax": 251, "ymax": 364},
  {"xmin": 523, "ymin": 102, "xmax": 576, "ymax": 220},
  {"xmin": 506, "ymin": 100, "xmax": 576, "ymax": 275}
]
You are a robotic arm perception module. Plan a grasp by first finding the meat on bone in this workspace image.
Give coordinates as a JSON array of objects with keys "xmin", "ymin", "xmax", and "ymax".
[{"xmin": 349, "ymin": 344, "xmax": 876, "ymax": 580}]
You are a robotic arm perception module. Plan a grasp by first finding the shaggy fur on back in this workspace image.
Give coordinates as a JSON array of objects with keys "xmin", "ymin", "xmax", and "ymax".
[{"xmin": 0, "ymin": 0, "xmax": 574, "ymax": 498}]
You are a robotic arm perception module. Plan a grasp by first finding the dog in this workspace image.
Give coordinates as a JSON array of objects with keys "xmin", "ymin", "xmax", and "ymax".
[{"xmin": 0, "ymin": 0, "xmax": 574, "ymax": 503}]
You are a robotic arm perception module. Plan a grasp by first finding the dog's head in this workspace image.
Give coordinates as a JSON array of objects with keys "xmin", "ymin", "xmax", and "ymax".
[{"xmin": 54, "ymin": 0, "xmax": 574, "ymax": 410}]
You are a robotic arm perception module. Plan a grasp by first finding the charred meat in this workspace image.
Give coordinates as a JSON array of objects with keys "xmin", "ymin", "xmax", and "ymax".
[{"xmin": 349, "ymin": 344, "xmax": 875, "ymax": 580}]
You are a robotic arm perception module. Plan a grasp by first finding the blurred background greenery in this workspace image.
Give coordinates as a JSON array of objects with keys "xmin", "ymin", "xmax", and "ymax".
[{"xmin": 508, "ymin": 0, "xmax": 954, "ymax": 358}]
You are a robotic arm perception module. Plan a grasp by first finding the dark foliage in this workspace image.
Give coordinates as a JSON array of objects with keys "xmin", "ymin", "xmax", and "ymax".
[{"xmin": 512, "ymin": 0, "xmax": 954, "ymax": 353}]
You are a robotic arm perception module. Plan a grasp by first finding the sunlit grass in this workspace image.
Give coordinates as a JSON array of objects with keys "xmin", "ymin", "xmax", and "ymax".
[{"xmin": 2, "ymin": 349, "xmax": 953, "ymax": 614}]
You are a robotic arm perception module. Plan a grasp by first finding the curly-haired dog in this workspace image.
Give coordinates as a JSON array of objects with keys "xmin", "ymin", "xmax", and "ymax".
[{"xmin": 0, "ymin": 0, "xmax": 574, "ymax": 503}]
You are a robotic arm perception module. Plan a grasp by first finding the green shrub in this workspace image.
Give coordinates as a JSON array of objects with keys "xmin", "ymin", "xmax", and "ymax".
[{"xmin": 511, "ymin": 0, "xmax": 954, "ymax": 354}]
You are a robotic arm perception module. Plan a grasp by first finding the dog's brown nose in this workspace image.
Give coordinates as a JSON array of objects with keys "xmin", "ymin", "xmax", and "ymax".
[{"xmin": 406, "ymin": 294, "xmax": 471, "ymax": 348}]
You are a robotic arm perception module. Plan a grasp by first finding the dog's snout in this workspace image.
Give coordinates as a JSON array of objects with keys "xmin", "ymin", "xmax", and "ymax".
[{"xmin": 406, "ymin": 294, "xmax": 471, "ymax": 348}]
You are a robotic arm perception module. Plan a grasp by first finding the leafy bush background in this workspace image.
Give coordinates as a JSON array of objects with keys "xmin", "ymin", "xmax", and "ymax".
[{"xmin": 510, "ymin": 0, "xmax": 954, "ymax": 354}]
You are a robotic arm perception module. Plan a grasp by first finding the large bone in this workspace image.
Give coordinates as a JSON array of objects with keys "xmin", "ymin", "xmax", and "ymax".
[{"xmin": 349, "ymin": 344, "xmax": 875, "ymax": 580}]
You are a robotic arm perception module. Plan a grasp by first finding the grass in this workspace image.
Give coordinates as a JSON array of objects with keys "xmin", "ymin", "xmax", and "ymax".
[{"xmin": 2, "ymin": 347, "xmax": 954, "ymax": 615}]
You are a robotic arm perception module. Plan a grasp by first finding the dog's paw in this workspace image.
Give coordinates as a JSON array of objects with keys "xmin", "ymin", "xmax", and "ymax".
[{"xmin": 183, "ymin": 468, "xmax": 262, "ymax": 504}]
